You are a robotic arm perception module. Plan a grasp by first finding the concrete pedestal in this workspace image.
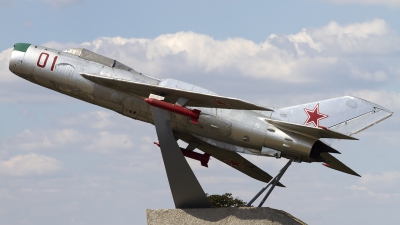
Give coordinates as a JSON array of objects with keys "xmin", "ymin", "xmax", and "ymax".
[{"xmin": 146, "ymin": 207, "xmax": 307, "ymax": 225}]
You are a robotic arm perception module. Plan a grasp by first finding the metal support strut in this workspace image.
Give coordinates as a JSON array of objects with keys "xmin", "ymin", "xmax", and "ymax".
[{"xmin": 247, "ymin": 159, "xmax": 293, "ymax": 207}]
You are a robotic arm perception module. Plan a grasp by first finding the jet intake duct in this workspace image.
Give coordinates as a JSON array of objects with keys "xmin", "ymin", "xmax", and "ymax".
[{"xmin": 309, "ymin": 140, "xmax": 341, "ymax": 162}]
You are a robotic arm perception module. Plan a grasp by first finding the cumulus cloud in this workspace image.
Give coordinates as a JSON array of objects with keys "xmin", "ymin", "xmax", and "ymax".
[
  {"xmin": 3, "ymin": 128, "xmax": 85, "ymax": 151},
  {"xmin": 84, "ymin": 131, "xmax": 134, "ymax": 154},
  {"xmin": 0, "ymin": 46, "xmax": 74, "ymax": 103},
  {"xmin": 1, "ymin": 125, "xmax": 141, "ymax": 154},
  {"xmin": 346, "ymin": 171, "xmax": 400, "ymax": 198},
  {"xmin": 0, "ymin": 48, "xmax": 19, "ymax": 83},
  {"xmin": 345, "ymin": 90, "xmax": 400, "ymax": 112},
  {"xmin": 66, "ymin": 19, "xmax": 400, "ymax": 87},
  {"xmin": 0, "ymin": 153, "xmax": 64, "ymax": 176},
  {"xmin": 57, "ymin": 111, "xmax": 115, "ymax": 129},
  {"xmin": 307, "ymin": 19, "xmax": 400, "ymax": 54},
  {"xmin": 359, "ymin": 171, "xmax": 400, "ymax": 186},
  {"xmin": 3, "ymin": 18, "xmax": 398, "ymax": 106}
]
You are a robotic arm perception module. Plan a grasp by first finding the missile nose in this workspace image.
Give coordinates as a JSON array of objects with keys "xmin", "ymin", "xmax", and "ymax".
[{"xmin": 9, "ymin": 43, "xmax": 31, "ymax": 74}]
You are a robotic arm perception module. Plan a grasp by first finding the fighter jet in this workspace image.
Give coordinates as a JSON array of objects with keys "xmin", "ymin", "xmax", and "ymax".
[{"xmin": 9, "ymin": 43, "xmax": 393, "ymax": 208}]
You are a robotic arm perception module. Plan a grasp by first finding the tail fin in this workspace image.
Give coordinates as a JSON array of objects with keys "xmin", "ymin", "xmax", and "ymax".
[
  {"xmin": 275, "ymin": 96, "xmax": 393, "ymax": 137},
  {"xmin": 275, "ymin": 96, "xmax": 393, "ymax": 177}
]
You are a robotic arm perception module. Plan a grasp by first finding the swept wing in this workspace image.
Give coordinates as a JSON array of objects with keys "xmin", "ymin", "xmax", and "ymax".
[
  {"xmin": 81, "ymin": 73, "xmax": 272, "ymax": 111},
  {"xmin": 177, "ymin": 134, "xmax": 284, "ymax": 187}
]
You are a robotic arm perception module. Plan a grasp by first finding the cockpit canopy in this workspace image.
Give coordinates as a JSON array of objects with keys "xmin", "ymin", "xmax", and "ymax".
[{"xmin": 64, "ymin": 48, "xmax": 135, "ymax": 72}]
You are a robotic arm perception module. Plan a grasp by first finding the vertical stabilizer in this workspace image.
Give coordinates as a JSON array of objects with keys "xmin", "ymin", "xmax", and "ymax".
[{"xmin": 275, "ymin": 96, "xmax": 392, "ymax": 137}]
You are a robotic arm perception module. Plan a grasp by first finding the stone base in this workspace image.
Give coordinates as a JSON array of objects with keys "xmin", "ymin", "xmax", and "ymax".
[{"xmin": 146, "ymin": 207, "xmax": 307, "ymax": 225}]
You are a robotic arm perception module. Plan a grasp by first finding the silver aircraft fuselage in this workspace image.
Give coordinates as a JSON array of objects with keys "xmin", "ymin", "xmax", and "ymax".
[{"xmin": 8, "ymin": 44, "xmax": 330, "ymax": 163}]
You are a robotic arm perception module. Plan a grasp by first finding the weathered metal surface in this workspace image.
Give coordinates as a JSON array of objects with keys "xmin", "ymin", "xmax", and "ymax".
[{"xmin": 9, "ymin": 43, "xmax": 393, "ymax": 179}]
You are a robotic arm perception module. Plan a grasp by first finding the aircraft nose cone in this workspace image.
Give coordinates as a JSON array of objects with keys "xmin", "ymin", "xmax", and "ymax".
[
  {"xmin": 13, "ymin": 43, "xmax": 31, "ymax": 52},
  {"xmin": 9, "ymin": 43, "xmax": 31, "ymax": 74}
]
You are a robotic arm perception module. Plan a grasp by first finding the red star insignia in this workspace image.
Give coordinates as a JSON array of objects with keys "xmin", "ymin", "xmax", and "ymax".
[
  {"xmin": 224, "ymin": 158, "xmax": 245, "ymax": 168},
  {"xmin": 303, "ymin": 103, "xmax": 328, "ymax": 127}
]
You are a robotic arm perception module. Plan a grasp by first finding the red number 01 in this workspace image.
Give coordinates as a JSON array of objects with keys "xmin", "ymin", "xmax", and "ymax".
[{"xmin": 37, "ymin": 52, "xmax": 58, "ymax": 71}]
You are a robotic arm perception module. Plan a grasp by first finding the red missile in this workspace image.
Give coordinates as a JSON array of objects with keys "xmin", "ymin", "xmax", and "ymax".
[
  {"xmin": 154, "ymin": 142, "xmax": 211, "ymax": 167},
  {"xmin": 182, "ymin": 149, "xmax": 211, "ymax": 168},
  {"xmin": 144, "ymin": 98, "xmax": 201, "ymax": 124}
]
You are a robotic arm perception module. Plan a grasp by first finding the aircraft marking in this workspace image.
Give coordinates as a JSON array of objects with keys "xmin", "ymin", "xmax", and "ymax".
[
  {"xmin": 213, "ymin": 98, "xmax": 230, "ymax": 106},
  {"xmin": 37, "ymin": 52, "xmax": 49, "ymax": 68},
  {"xmin": 36, "ymin": 52, "xmax": 58, "ymax": 71},
  {"xmin": 224, "ymin": 158, "xmax": 245, "ymax": 168},
  {"xmin": 303, "ymin": 103, "xmax": 328, "ymax": 127}
]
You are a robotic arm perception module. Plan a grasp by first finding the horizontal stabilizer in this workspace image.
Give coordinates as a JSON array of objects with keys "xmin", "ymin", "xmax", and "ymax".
[
  {"xmin": 81, "ymin": 73, "xmax": 272, "ymax": 111},
  {"xmin": 320, "ymin": 152, "xmax": 360, "ymax": 177},
  {"xmin": 266, "ymin": 119, "xmax": 357, "ymax": 140}
]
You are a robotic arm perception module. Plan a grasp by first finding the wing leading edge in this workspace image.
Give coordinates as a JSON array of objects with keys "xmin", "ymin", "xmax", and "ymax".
[{"xmin": 81, "ymin": 73, "xmax": 273, "ymax": 111}]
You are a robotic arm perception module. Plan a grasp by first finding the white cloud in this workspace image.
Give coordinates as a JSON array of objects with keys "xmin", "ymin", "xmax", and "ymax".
[
  {"xmin": 4, "ymin": 128, "xmax": 85, "ymax": 151},
  {"xmin": 0, "ymin": 48, "xmax": 19, "ymax": 83},
  {"xmin": 347, "ymin": 171, "xmax": 400, "ymax": 199},
  {"xmin": 0, "ymin": 153, "xmax": 64, "ymax": 176},
  {"xmin": 345, "ymin": 172, "xmax": 400, "ymax": 198},
  {"xmin": 1, "ymin": 125, "xmax": 145, "ymax": 156},
  {"xmin": 345, "ymin": 90, "xmax": 400, "ymax": 112},
  {"xmin": 67, "ymin": 19, "xmax": 400, "ymax": 85},
  {"xmin": 347, "ymin": 185, "xmax": 393, "ymax": 197},
  {"xmin": 0, "ymin": 46, "xmax": 74, "ymax": 103},
  {"xmin": 53, "ymin": 129, "xmax": 85, "ymax": 144},
  {"xmin": 3, "ymin": 19, "xmax": 398, "ymax": 106},
  {"xmin": 1, "ymin": 19, "xmax": 399, "ymax": 224},
  {"xmin": 321, "ymin": 0, "xmax": 400, "ymax": 7},
  {"xmin": 57, "ymin": 111, "xmax": 115, "ymax": 129},
  {"xmin": 84, "ymin": 131, "xmax": 133, "ymax": 154},
  {"xmin": 359, "ymin": 171, "xmax": 400, "ymax": 186},
  {"xmin": 350, "ymin": 67, "xmax": 387, "ymax": 81},
  {"xmin": 8, "ymin": 129, "xmax": 53, "ymax": 151},
  {"xmin": 308, "ymin": 19, "xmax": 399, "ymax": 54}
]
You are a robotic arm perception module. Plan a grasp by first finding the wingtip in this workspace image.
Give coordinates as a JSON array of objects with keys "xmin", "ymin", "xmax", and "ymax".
[{"xmin": 322, "ymin": 162, "xmax": 361, "ymax": 177}]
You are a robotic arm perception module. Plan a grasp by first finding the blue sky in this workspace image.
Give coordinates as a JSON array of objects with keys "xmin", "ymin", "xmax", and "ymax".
[{"xmin": 1, "ymin": 0, "xmax": 400, "ymax": 224}]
